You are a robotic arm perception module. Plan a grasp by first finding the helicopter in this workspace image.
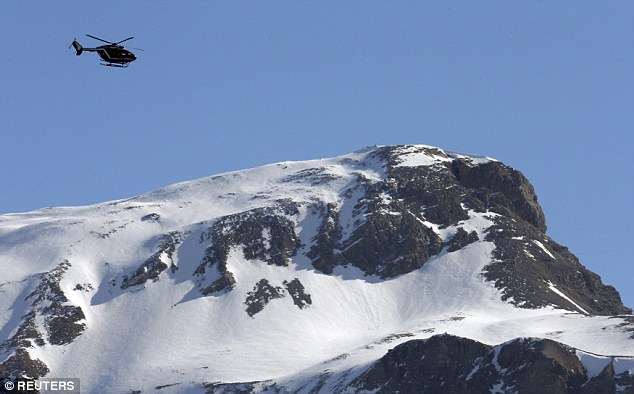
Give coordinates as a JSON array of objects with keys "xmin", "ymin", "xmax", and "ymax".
[{"xmin": 70, "ymin": 34, "xmax": 139, "ymax": 68}]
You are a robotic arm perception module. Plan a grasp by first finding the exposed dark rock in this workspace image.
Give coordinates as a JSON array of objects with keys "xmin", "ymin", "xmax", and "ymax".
[
  {"xmin": 195, "ymin": 204, "xmax": 300, "ymax": 295},
  {"xmin": 338, "ymin": 208, "xmax": 444, "ymax": 278},
  {"xmin": 141, "ymin": 212, "xmax": 161, "ymax": 222},
  {"xmin": 44, "ymin": 304, "xmax": 86, "ymax": 346},
  {"xmin": 72, "ymin": 283, "xmax": 93, "ymax": 292},
  {"xmin": 302, "ymin": 145, "xmax": 629, "ymax": 319},
  {"xmin": 579, "ymin": 362, "xmax": 616, "ymax": 394},
  {"xmin": 241, "ymin": 207, "xmax": 299, "ymax": 267},
  {"xmin": 446, "ymin": 227, "xmax": 480, "ymax": 253},
  {"xmin": 306, "ymin": 203, "xmax": 341, "ymax": 274},
  {"xmin": 26, "ymin": 261, "xmax": 72, "ymax": 305},
  {"xmin": 492, "ymin": 338, "xmax": 586, "ymax": 393},
  {"xmin": 200, "ymin": 271, "xmax": 237, "ymax": 296},
  {"xmin": 306, "ymin": 146, "xmax": 549, "ymax": 280},
  {"xmin": 199, "ymin": 203, "xmax": 300, "ymax": 268},
  {"xmin": 4, "ymin": 312, "xmax": 44, "ymax": 349},
  {"xmin": 283, "ymin": 278, "xmax": 312, "ymax": 309},
  {"xmin": 179, "ymin": 145, "xmax": 633, "ymax": 318},
  {"xmin": 204, "ymin": 381, "xmax": 260, "ymax": 394},
  {"xmin": 282, "ymin": 167, "xmax": 342, "ymax": 186},
  {"xmin": 26, "ymin": 261, "xmax": 87, "ymax": 346},
  {"xmin": 307, "ymin": 170, "xmax": 444, "ymax": 278},
  {"xmin": 444, "ymin": 154, "xmax": 631, "ymax": 315},
  {"xmin": 0, "ymin": 348, "xmax": 49, "ymax": 381},
  {"xmin": 372, "ymin": 146, "xmax": 548, "ymax": 237},
  {"xmin": 373, "ymin": 332, "xmax": 416, "ymax": 346},
  {"xmin": 612, "ymin": 368, "xmax": 634, "ymax": 394},
  {"xmin": 351, "ymin": 334, "xmax": 490, "ymax": 393},
  {"xmin": 484, "ymin": 217, "xmax": 632, "ymax": 316},
  {"xmin": 452, "ymin": 159, "xmax": 547, "ymax": 232},
  {"xmin": 196, "ymin": 261, "xmax": 234, "ymax": 295},
  {"xmin": 333, "ymin": 147, "xmax": 630, "ymax": 315},
  {"xmin": 195, "ymin": 334, "xmax": 634, "ymax": 393},
  {"xmin": 195, "ymin": 233, "xmax": 236, "ymax": 296},
  {"xmin": 349, "ymin": 335, "xmax": 632, "ymax": 394},
  {"xmin": 244, "ymin": 279, "xmax": 285, "ymax": 317},
  {"xmin": 155, "ymin": 382, "xmax": 181, "ymax": 390},
  {"xmin": 121, "ymin": 232, "xmax": 181, "ymax": 290},
  {"xmin": 0, "ymin": 261, "xmax": 87, "ymax": 381},
  {"xmin": 388, "ymin": 164, "xmax": 470, "ymax": 228}
]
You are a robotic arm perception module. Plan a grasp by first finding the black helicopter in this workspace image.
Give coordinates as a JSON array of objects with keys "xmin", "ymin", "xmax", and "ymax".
[{"xmin": 70, "ymin": 34, "xmax": 139, "ymax": 67}]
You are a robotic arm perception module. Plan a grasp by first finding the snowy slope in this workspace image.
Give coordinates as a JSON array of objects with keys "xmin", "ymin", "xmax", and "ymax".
[{"xmin": 1, "ymin": 145, "xmax": 632, "ymax": 393}]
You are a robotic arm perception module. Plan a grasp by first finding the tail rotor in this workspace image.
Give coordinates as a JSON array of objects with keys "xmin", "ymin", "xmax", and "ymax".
[{"xmin": 69, "ymin": 39, "xmax": 83, "ymax": 56}]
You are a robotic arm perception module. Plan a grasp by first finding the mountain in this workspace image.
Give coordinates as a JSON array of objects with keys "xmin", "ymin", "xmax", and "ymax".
[{"xmin": 0, "ymin": 144, "xmax": 632, "ymax": 393}]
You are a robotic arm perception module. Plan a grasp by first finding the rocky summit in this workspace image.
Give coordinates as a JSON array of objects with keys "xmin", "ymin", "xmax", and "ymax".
[{"xmin": 0, "ymin": 145, "xmax": 632, "ymax": 393}]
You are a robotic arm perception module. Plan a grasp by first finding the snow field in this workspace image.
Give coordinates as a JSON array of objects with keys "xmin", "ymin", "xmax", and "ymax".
[{"xmin": 0, "ymin": 145, "xmax": 632, "ymax": 393}]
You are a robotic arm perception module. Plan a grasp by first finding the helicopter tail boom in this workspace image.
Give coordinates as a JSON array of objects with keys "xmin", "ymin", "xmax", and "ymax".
[{"xmin": 71, "ymin": 40, "xmax": 83, "ymax": 56}]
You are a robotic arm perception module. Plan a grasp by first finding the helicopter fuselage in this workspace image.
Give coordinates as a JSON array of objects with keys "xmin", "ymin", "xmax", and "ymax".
[{"xmin": 83, "ymin": 45, "xmax": 136, "ymax": 65}]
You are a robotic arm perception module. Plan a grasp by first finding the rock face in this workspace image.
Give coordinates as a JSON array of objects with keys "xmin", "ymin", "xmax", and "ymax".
[
  {"xmin": 451, "ymin": 159, "xmax": 547, "ymax": 232},
  {"xmin": 0, "ymin": 261, "xmax": 85, "ymax": 380},
  {"xmin": 203, "ymin": 334, "xmax": 634, "ymax": 393},
  {"xmin": 484, "ymin": 216, "xmax": 630, "ymax": 315},
  {"xmin": 350, "ymin": 334, "xmax": 632, "ymax": 394},
  {"xmin": 283, "ymin": 278, "xmax": 312, "ymax": 309},
  {"xmin": 194, "ymin": 204, "xmax": 301, "ymax": 296},
  {"xmin": 244, "ymin": 279, "xmax": 285, "ymax": 317},
  {"xmin": 121, "ymin": 232, "xmax": 181, "ymax": 290},
  {"xmin": 304, "ymin": 145, "xmax": 630, "ymax": 315},
  {"xmin": 243, "ymin": 278, "xmax": 312, "ymax": 317}
]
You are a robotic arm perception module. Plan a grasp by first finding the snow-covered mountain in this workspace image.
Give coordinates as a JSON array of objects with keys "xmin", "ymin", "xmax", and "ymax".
[{"xmin": 1, "ymin": 145, "xmax": 632, "ymax": 393}]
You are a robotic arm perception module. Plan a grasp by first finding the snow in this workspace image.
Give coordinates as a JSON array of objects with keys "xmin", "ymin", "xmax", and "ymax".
[
  {"xmin": 614, "ymin": 357, "xmax": 634, "ymax": 375},
  {"xmin": 337, "ymin": 185, "xmax": 368, "ymax": 242},
  {"xmin": 576, "ymin": 351, "xmax": 613, "ymax": 379},
  {"xmin": 533, "ymin": 240, "xmax": 555, "ymax": 259},
  {"xmin": 545, "ymin": 280, "xmax": 590, "ymax": 315},
  {"xmin": 394, "ymin": 146, "xmax": 453, "ymax": 167},
  {"xmin": 0, "ymin": 145, "xmax": 631, "ymax": 393},
  {"xmin": 576, "ymin": 350, "xmax": 634, "ymax": 380},
  {"xmin": 392, "ymin": 145, "xmax": 497, "ymax": 168}
]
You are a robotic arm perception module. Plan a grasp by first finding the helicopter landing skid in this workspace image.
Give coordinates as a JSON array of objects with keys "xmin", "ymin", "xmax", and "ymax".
[{"xmin": 101, "ymin": 62, "xmax": 129, "ymax": 68}]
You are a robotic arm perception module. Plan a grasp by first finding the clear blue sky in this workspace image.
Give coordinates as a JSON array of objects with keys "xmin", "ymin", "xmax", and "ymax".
[{"xmin": 1, "ymin": 2, "xmax": 633, "ymax": 308}]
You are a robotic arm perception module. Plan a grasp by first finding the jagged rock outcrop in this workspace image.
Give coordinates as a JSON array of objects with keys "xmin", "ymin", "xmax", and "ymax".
[
  {"xmin": 304, "ymin": 145, "xmax": 629, "ymax": 315},
  {"xmin": 121, "ymin": 231, "xmax": 181, "ymax": 289},
  {"xmin": 446, "ymin": 227, "xmax": 480, "ymax": 252},
  {"xmin": 484, "ymin": 216, "xmax": 631, "ymax": 315},
  {"xmin": 283, "ymin": 278, "xmax": 312, "ymax": 309},
  {"xmin": 0, "ymin": 261, "xmax": 85, "ymax": 380},
  {"xmin": 195, "ymin": 203, "xmax": 301, "ymax": 296},
  {"xmin": 451, "ymin": 159, "xmax": 547, "ymax": 232},
  {"xmin": 202, "ymin": 335, "xmax": 634, "ymax": 393},
  {"xmin": 351, "ymin": 335, "xmax": 632, "ymax": 394},
  {"xmin": 243, "ymin": 278, "xmax": 312, "ymax": 316},
  {"xmin": 0, "ymin": 348, "xmax": 49, "ymax": 382},
  {"xmin": 353, "ymin": 334, "xmax": 491, "ymax": 393},
  {"xmin": 244, "ymin": 279, "xmax": 285, "ymax": 317}
]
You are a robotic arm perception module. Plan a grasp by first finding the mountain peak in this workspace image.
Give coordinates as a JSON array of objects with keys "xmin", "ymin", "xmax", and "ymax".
[{"xmin": 1, "ymin": 144, "xmax": 632, "ymax": 392}]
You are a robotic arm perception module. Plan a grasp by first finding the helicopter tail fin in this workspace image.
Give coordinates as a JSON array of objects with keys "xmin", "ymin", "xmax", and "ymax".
[{"xmin": 71, "ymin": 40, "xmax": 83, "ymax": 56}]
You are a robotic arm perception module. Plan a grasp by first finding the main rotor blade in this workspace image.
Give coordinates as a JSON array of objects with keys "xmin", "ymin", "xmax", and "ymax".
[
  {"xmin": 86, "ymin": 34, "xmax": 113, "ymax": 44},
  {"xmin": 115, "ymin": 37, "xmax": 134, "ymax": 45}
]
